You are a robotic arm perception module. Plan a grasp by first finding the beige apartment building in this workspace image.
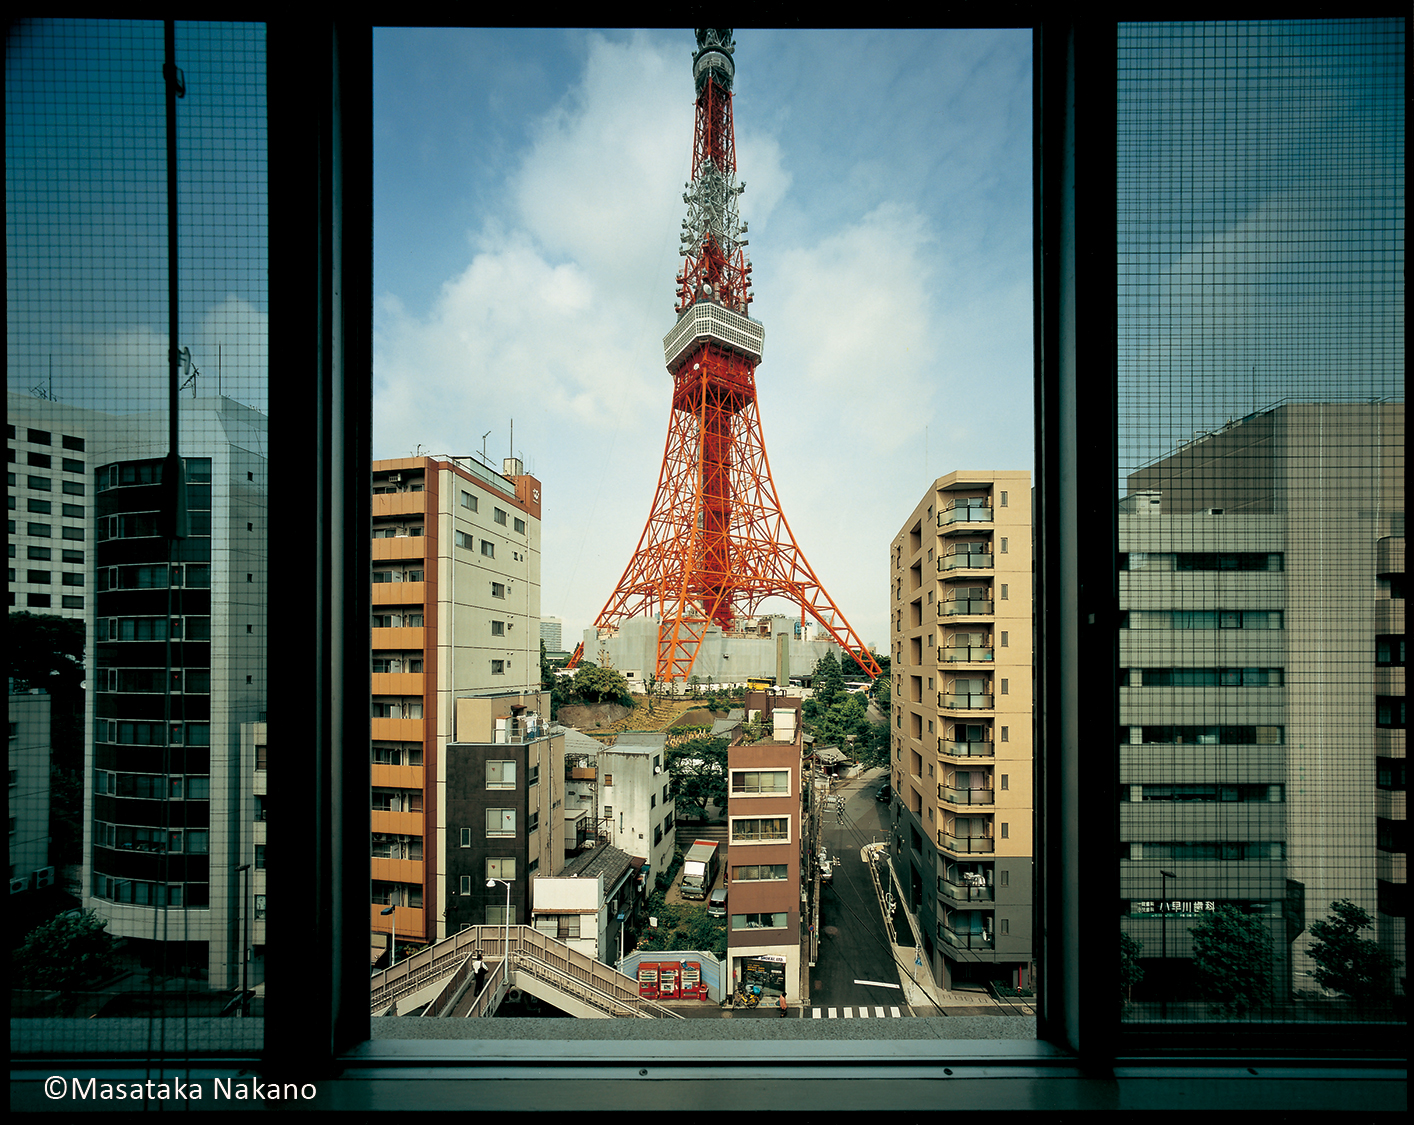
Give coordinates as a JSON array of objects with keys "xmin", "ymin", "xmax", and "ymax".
[
  {"xmin": 889, "ymin": 470, "xmax": 1034, "ymax": 991},
  {"xmin": 369, "ymin": 454, "xmax": 543, "ymax": 955}
]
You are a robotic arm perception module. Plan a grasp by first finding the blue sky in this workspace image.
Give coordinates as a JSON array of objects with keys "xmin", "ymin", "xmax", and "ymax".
[{"xmin": 372, "ymin": 28, "xmax": 1036, "ymax": 652}]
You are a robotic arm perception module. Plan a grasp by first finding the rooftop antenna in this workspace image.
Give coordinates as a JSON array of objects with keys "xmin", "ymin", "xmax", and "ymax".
[
  {"xmin": 481, "ymin": 430, "xmax": 492, "ymax": 463},
  {"xmin": 30, "ymin": 356, "xmax": 56, "ymax": 401},
  {"xmin": 178, "ymin": 347, "xmax": 201, "ymax": 398}
]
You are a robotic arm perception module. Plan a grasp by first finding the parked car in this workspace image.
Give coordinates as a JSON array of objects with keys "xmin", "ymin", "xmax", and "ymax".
[
  {"xmin": 875, "ymin": 783, "xmax": 892, "ymax": 803},
  {"xmin": 707, "ymin": 887, "xmax": 728, "ymax": 918}
]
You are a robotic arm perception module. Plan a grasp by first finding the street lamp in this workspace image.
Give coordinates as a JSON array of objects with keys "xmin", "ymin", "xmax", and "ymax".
[
  {"xmin": 237, "ymin": 863, "xmax": 251, "ymax": 1015},
  {"xmin": 487, "ymin": 878, "xmax": 512, "ymax": 981},
  {"xmin": 381, "ymin": 904, "xmax": 396, "ymax": 968},
  {"xmin": 1159, "ymin": 868, "xmax": 1177, "ymax": 1019}
]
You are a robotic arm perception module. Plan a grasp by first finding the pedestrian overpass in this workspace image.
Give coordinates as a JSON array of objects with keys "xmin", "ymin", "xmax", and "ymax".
[{"xmin": 370, "ymin": 924, "xmax": 683, "ymax": 1020}]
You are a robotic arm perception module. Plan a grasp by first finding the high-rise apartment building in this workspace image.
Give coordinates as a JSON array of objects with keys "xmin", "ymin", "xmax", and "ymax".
[
  {"xmin": 368, "ymin": 454, "xmax": 543, "ymax": 952},
  {"xmin": 1119, "ymin": 403, "xmax": 1405, "ymax": 997},
  {"xmin": 540, "ymin": 616, "xmax": 563, "ymax": 654},
  {"xmin": 889, "ymin": 470, "xmax": 1034, "ymax": 991}
]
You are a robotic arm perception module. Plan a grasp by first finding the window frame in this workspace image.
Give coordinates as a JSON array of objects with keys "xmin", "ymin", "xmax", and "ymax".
[{"xmin": 240, "ymin": 16, "xmax": 1411, "ymax": 1113}]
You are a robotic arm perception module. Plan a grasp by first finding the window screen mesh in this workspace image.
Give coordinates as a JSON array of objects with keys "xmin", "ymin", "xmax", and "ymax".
[
  {"xmin": 8, "ymin": 20, "xmax": 268, "ymax": 1053},
  {"xmin": 1117, "ymin": 20, "xmax": 1404, "ymax": 1022}
]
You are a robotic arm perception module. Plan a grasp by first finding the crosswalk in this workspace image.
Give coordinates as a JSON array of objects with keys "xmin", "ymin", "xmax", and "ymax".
[{"xmin": 810, "ymin": 1005, "xmax": 904, "ymax": 1019}]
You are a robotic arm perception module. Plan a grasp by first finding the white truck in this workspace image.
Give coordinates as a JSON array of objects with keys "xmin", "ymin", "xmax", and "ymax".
[{"xmin": 681, "ymin": 840, "xmax": 720, "ymax": 900}]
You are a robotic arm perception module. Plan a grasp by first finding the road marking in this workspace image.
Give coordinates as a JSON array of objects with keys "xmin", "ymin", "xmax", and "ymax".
[
  {"xmin": 843, "ymin": 1007, "xmax": 853, "ymax": 1018},
  {"xmin": 858, "ymin": 1007, "xmax": 869, "ymax": 1018},
  {"xmin": 812, "ymin": 1008, "xmax": 821, "ymax": 1018},
  {"xmin": 875, "ymin": 1006, "xmax": 885, "ymax": 1017},
  {"xmin": 890, "ymin": 1006, "xmax": 901, "ymax": 1018},
  {"xmin": 827, "ymin": 1007, "xmax": 837, "ymax": 1018},
  {"xmin": 853, "ymin": 979, "xmax": 902, "ymax": 989}
]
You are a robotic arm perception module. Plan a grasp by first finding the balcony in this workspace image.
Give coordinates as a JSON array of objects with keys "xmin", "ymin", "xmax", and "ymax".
[
  {"xmin": 371, "ymin": 536, "xmax": 428, "ymax": 562},
  {"xmin": 941, "ymin": 693, "xmax": 993, "ymax": 710},
  {"xmin": 940, "ymin": 785, "xmax": 995, "ymax": 806},
  {"xmin": 373, "ymin": 581, "xmax": 426, "ymax": 606},
  {"xmin": 940, "ymin": 553, "xmax": 994, "ymax": 572},
  {"xmin": 938, "ymin": 506, "xmax": 993, "ymax": 528},
  {"xmin": 372, "ymin": 491, "xmax": 427, "ymax": 518},
  {"xmin": 372, "ymin": 626, "xmax": 425, "ymax": 649},
  {"xmin": 939, "ymin": 599, "xmax": 993, "ymax": 617},
  {"xmin": 371, "ymin": 716, "xmax": 425, "ymax": 740},
  {"xmin": 369, "ymin": 902, "xmax": 426, "ymax": 943},
  {"xmin": 939, "ymin": 831, "xmax": 995, "ymax": 854},
  {"xmin": 940, "ymin": 924, "xmax": 994, "ymax": 950},
  {"xmin": 371, "ymin": 762, "xmax": 424, "ymax": 790},
  {"xmin": 493, "ymin": 717, "xmax": 550, "ymax": 744},
  {"xmin": 941, "ymin": 646, "xmax": 994, "ymax": 663},
  {"xmin": 371, "ymin": 809, "xmax": 423, "ymax": 835},
  {"xmin": 941, "ymin": 739, "xmax": 994, "ymax": 758},
  {"xmin": 938, "ymin": 876, "xmax": 995, "ymax": 903},
  {"xmin": 371, "ymin": 672, "xmax": 425, "ymax": 696}
]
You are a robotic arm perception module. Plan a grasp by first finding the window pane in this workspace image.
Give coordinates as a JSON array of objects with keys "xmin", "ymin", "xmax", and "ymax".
[
  {"xmin": 7, "ymin": 19, "xmax": 268, "ymax": 1045},
  {"xmin": 1117, "ymin": 20, "xmax": 1404, "ymax": 1026}
]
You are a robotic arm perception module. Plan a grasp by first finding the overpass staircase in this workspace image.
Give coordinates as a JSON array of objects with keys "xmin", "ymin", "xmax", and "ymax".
[{"xmin": 370, "ymin": 924, "xmax": 683, "ymax": 1020}]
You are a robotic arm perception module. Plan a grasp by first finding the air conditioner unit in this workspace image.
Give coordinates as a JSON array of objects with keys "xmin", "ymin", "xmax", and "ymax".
[
  {"xmin": 388, "ymin": 473, "xmax": 401, "ymax": 482},
  {"xmin": 33, "ymin": 866, "xmax": 55, "ymax": 888},
  {"xmin": 9, "ymin": 877, "xmax": 30, "ymax": 895}
]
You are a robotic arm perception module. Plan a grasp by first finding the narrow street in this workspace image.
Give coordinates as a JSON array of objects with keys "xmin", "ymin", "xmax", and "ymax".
[{"xmin": 807, "ymin": 769, "xmax": 913, "ymax": 1018}]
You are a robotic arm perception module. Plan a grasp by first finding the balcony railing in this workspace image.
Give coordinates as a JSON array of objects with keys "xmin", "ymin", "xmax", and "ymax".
[
  {"xmin": 938, "ymin": 877, "xmax": 995, "ymax": 902},
  {"xmin": 940, "ymin": 924, "xmax": 995, "ymax": 950},
  {"xmin": 940, "ymin": 785, "xmax": 995, "ymax": 806},
  {"xmin": 938, "ymin": 506, "xmax": 993, "ymax": 527},
  {"xmin": 939, "ymin": 831, "xmax": 995, "ymax": 854},
  {"xmin": 940, "ymin": 599, "xmax": 993, "ymax": 616},
  {"xmin": 492, "ymin": 719, "xmax": 548, "ymax": 744},
  {"xmin": 940, "ymin": 553, "xmax": 994, "ymax": 571},
  {"xmin": 941, "ymin": 646, "xmax": 994, "ymax": 662},
  {"xmin": 941, "ymin": 740, "xmax": 994, "ymax": 757},
  {"xmin": 941, "ymin": 693, "xmax": 993, "ymax": 710}
]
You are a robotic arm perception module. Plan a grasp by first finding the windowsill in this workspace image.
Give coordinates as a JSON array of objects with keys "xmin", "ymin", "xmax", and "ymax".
[{"xmin": 10, "ymin": 1021, "xmax": 1406, "ymax": 1112}]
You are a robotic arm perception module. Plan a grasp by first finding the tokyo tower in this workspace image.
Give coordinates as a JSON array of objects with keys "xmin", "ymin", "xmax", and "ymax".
[{"xmin": 591, "ymin": 28, "xmax": 881, "ymax": 684}]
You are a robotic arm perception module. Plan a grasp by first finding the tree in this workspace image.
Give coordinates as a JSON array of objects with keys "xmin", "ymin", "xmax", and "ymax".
[
  {"xmin": 1190, "ymin": 904, "xmax": 1274, "ymax": 1015},
  {"xmin": 8, "ymin": 611, "xmax": 85, "ymax": 693},
  {"xmin": 539, "ymin": 639, "xmax": 555, "ymax": 692},
  {"xmin": 14, "ymin": 909, "xmax": 119, "ymax": 1006},
  {"xmin": 1120, "ymin": 931, "xmax": 1145, "ymax": 1010},
  {"xmin": 1307, "ymin": 899, "xmax": 1402, "ymax": 1008},
  {"xmin": 872, "ymin": 671, "xmax": 891, "ymax": 709},
  {"xmin": 810, "ymin": 651, "xmax": 845, "ymax": 709},
  {"xmin": 570, "ymin": 661, "xmax": 630, "ymax": 704},
  {"xmin": 665, "ymin": 735, "xmax": 728, "ymax": 819},
  {"xmin": 813, "ymin": 692, "xmax": 871, "ymax": 751}
]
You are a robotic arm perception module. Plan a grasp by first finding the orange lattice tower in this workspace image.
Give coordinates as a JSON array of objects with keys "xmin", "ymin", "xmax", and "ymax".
[{"xmin": 593, "ymin": 29, "xmax": 880, "ymax": 684}]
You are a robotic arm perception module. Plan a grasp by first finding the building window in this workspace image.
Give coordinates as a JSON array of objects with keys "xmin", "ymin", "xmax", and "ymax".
[
  {"xmin": 1001, "ymin": 678, "xmax": 1009, "ymax": 695},
  {"xmin": 733, "ymin": 864, "xmax": 788, "ymax": 881},
  {"xmin": 485, "ymin": 809, "xmax": 516, "ymax": 837},
  {"xmin": 534, "ymin": 914, "xmax": 580, "ymax": 940},
  {"xmin": 491, "ymin": 659, "xmax": 505, "ymax": 675},
  {"xmin": 1000, "ymin": 583, "xmax": 1008, "ymax": 600},
  {"xmin": 491, "ymin": 581, "xmax": 505, "ymax": 598},
  {"xmin": 460, "ymin": 828, "xmax": 471, "ymax": 847},
  {"xmin": 1000, "ymin": 537, "xmax": 1008, "ymax": 553},
  {"xmin": 527, "ymin": 811, "xmax": 539, "ymax": 833},
  {"xmin": 487, "ymin": 858, "xmax": 516, "ymax": 880},
  {"xmin": 730, "ymin": 816, "xmax": 789, "ymax": 844},
  {"xmin": 1000, "ymin": 491, "xmax": 1008, "ymax": 507},
  {"xmin": 513, "ymin": 517, "xmax": 525, "ymax": 534},
  {"xmin": 493, "ymin": 507, "xmax": 507, "ymax": 525},
  {"xmin": 1375, "ymin": 635, "xmax": 1405, "ymax": 667},
  {"xmin": 1000, "ymin": 823, "xmax": 1009, "ymax": 839},
  {"xmin": 730, "ymin": 912, "xmax": 788, "ymax": 930},
  {"xmin": 460, "ymin": 875, "xmax": 472, "ymax": 895},
  {"xmin": 461, "ymin": 490, "xmax": 477, "ymax": 511},
  {"xmin": 1376, "ymin": 697, "xmax": 1405, "ymax": 729},
  {"xmin": 480, "ymin": 540, "xmax": 495, "ymax": 558},
  {"xmin": 730, "ymin": 769, "xmax": 790, "ymax": 795},
  {"xmin": 486, "ymin": 760, "xmax": 516, "ymax": 788},
  {"xmin": 491, "ymin": 620, "xmax": 505, "ymax": 636}
]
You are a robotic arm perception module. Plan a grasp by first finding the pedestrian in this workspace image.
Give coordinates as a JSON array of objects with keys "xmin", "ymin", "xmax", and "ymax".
[
  {"xmin": 778, "ymin": 993, "xmax": 788, "ymax": 1018},
  {"xmin": 472, "ymin": 951, "xmax": 487, "ymax": 996}
]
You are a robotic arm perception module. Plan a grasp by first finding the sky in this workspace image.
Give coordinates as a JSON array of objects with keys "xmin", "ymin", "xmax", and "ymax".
[{"xmin": 372, "ymin": 28, "xmax": 1036, "ymax": 654}]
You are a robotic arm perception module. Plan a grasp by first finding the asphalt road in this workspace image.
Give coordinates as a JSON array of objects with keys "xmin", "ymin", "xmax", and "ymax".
[{"xmin": 808, "ymin": 771, "xmax": 909, "ymax": 1014}]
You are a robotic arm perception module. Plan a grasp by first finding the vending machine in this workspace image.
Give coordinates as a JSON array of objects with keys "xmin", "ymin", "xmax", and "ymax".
[
  {"xmin": 637, "ymin": 962, "xmax": 660, "ymax": 1000},
  {"xmin": 681, "ymin": 960, "xmax": 706, "ymax": 1000},
  {"xmin": 657, "ymin": 960, "xmax": 680, "ymax": 1000}
]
